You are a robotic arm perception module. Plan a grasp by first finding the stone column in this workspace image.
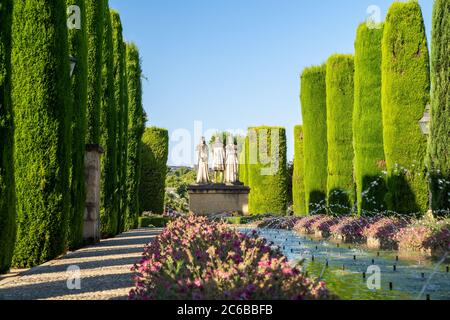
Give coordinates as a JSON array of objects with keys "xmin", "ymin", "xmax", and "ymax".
[{"xmin": 83, "ymin": 144, "xmax": 104, "ymax": 244}]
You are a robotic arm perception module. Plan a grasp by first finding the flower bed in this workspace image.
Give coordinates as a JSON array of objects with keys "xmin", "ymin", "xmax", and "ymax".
[
  {"xmin": 394, "ymin": 220, "xmax": 450, "ymax": 256},
  {"xmin": 293, "ymin": 215, "xmax": 326, "ymax": 234},
  {"xmin": 363, "ymin": 217, "xmax": 408, "ymax": 250},
  {"xmin": 329, "ymin": 217, "xmax": 370, "ymax": 243},
  {"xmin": 129, "ymin": 216, "xmax": 332, "ymax": 300},
  {"xmin": 310, "ymin": 216, "xmax": 340, "ymax": 238}
]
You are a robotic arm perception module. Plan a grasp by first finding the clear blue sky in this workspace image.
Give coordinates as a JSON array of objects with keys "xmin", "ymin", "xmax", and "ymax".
[{"xmin": 109, "ymin": 0, "xmax": 433, "ymax": 166}]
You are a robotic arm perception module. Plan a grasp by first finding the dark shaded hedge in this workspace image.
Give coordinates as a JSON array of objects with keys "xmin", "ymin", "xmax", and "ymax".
[
  {"xmin": 125, "ymin": 43, "xmax": 145, "ymax": 230},
  {"xmin": 67, "ymin": 0, "xmax": 88, "ymax": 249},
  {"xmin": 0, "ymin": 0, "xmax": 15, "ymax": 274},
  {"xmin": 11, "ymin": 0, "xmax": 72, "ymax": 268},
  {"xmin": 248, "ymin": 126, "xmax": 288, "ymax": 215},
  {"xmin": 139, "ymin": 127, "xmax": 169, "ymax": 215},
  {"xmin": 100, "ymin": 0, "xmax": 118, "ymax": 238},
  {"xmin": 85, "ymin": 0, "xmax": 105, "ymax": 145},
  {"xmin": 326, "ymin": 54, "xmax": 355, "ymax": 215},
  {"xmin": 111, "ymin": 10, "xmax": 127, "ymax": 233},
  {"xmin": 353, "ymin": 23, "xmax": 387, "ymax": 216},
  {"xmin": 428, "ymin": 0, "xmax": 450, "ymax": 216},
  {"xmin": 300, "ymin": 65, "xmax": 328, "ymax": 215},
  {"xmin": 293, "ymin": 125, "xmax": 306, "ymax": 215},
  {"xmin": 382, "ymin": 1, "xmax": 430, "ymax": 215}
]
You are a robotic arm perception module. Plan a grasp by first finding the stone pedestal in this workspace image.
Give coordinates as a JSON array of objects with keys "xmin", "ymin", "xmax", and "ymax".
[
  {"xmin": 188, "ymin": 184, "xmax": 250, "ymax": 216},
  {"xmin": 83, "ymin": 144, "xmax": 104, "ymax": 244}
]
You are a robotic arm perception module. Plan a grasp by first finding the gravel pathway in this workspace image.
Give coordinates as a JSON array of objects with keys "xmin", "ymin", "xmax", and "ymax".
[{"xmin": 0, "ymin": 228, "xmax": 161, "ymax": 300}]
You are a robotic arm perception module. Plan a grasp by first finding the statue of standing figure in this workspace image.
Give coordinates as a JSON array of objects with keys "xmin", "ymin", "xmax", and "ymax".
[
  {"xmin": 224, "ymin": 135, "xmax": 239, "ymax": 184},
  {"xmin": 196, "ymin": 137, "xmax": 210, "ymax": 184},
  {"xmin": 212, "ymin": 135, "xmax": 226, "ymax": 183}
]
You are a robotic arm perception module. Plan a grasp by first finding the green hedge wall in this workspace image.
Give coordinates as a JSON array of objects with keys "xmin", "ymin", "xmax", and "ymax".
[
  {"xmin": 11, "ymin": 0, "xmax": 72, "ymax": 268},
  {"xmin": 100, "ymin": 0, "xmax": 118, "ymax": 238},
  {"xmin": 300, "ymin": 65, "xmax": 328, "ymax": 215},
  {"xmin": 0, "ymin": 0, "xmax": 15, "ymax": 274},
  {"xmin": 67, "ymin": 0, "xmax": 88, "ymax": 250},
  {"xmin": 247, "ymin": 126, "xmax": 287, "ymax": 215},
  {"xmin": 85, "ymin": 0, "xmax": 105, "ymax": 145},
  {"xmin": 326, "ymin": 54, "xmax": 355, "ymax": 215},
  {"xmin": 293, "ymin": 125, "xmax": 306, "ymax": 215},
  {"xmin": 139, "ymin": 127, "xmax": 169, "ymax": 215},
  {"xmin": 125, "ymin": 43, "xmax": 145, "ymax": 230},
  {"xmin": 238, "ymin": 136, "xmax": 249, "ymax": 185},
  {"xmin": 382, "ymin": 1, "xmax": 430, "ymax": 215},
  {"xmin": 429, "ymin": 0, "xmax": 450, "ymax": 216},
  {"xmin": 110, "ymin": 10, "xmax": 127, "ymax": 233},
  {"xmin": 353, "ymin": 23, "xmax": 387, "ymax": 216}
]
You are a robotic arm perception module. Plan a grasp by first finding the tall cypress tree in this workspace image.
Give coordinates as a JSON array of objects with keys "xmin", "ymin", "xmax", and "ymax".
[
  {"xmin": 300, "ymin": 65, "xmax": 328, "ymax": 215},
  {"xmin": 0, "ymin": 0, "xmax": 15, "ymax": 274},
  {"xmin": 293, "ymin": 125, "xmax": 306, "ymax": 215},
  {"xmin": 139, "ymin": 127, "xmax": 169, "ymax": 215},
  {"xmin": 85, "ymin": 0, "xmax": 105, "ymax": 145},
  {"xmin": 100, "ymin": 0, "xmax": 118, "ymax": 238},
  {"xmin": 110, "ymin": 10, "xmax": 126, "ymax": 233},
  {"xmin": 12, "ymin": 0, "xmax": 72, "ymax": 267},
  {"xmin": 428, "ymin": 0, "xmax": 450, "ymax": 216},
  {"xmin": 353, "ymin": 23, "xmax": 387, "ymax": 216},
  {"xmin": 382, "ymin": 1, "xmax": 430, "ymax": 215},
  {"xmin": 125, "ymin": 43, "xmax": 145, "ymax": 230},
  {"xmin": 247, "ymin": 126, "xmax": 288, "ymax": 215},
  {"xmin": 326, "ymin": 54, "xmax": 355, "ymax": 215},
  {"xmin": 67, "ymin": 0, "xmax": 88, "ymax": 249}
]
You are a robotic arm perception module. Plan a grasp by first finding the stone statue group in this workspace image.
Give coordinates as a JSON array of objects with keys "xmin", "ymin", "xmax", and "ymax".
[{"xmin": 196, "ymin": 135, "xmax": 239, "ymax": 185}]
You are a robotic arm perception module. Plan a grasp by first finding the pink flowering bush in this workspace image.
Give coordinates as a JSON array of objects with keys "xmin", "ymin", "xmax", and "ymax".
[
  {"xmin": 310, "ymin": 216, "xmax": 340, "ymax": 235},
  {"xmin": 329, "ymin": 217, "xmax": 370, "ymax": 242},
  {"xmin": 293, "ymin": 215, "xmax": 326, "ymax": 234},
  {"xmin": 363, "ymin": 217, "xmax": 409, "ymax": 247},
  {"xmin": 394, "ymin": 220, "xmax": 450, "ymax": 254},
  {"xmin": 129, "ymin": 216, "xmax": 333, "ymax": 300}
]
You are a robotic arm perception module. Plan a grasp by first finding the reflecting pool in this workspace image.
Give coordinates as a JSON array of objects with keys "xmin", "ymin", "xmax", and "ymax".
[{"xmin": 241, "ymin": 228, "xmax": 450, "ymax": 300}]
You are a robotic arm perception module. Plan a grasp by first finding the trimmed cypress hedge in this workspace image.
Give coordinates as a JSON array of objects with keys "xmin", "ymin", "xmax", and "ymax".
[
  {"xmin": 238, "ymin": 136, "xmax": 249, "ymax": 185},
  {"xmin": 382, "ymin": 1, "xmax": 430, "ymax": 215},
  {"xmin": 353, "ymin": 23, "xmax": 387, "ymax": 216},
  {"xmin": 125, "ymin": 43, "xmax": 145, "ymax": 230},
  {"xmin": 326, "ymin": 54, "xmax": 355, "ymax": 215},
  {"xmin": 300, "ymin": 65, "xmax": 328, "ymax": 215},
  {"xmin": 428, "ymin": 0, "xmax": 450, "ymax": 216},
  {"xmin": 247, "ymin": 126, "xmax": 288, "ymax": 215},
  {"xmin": 293, "ymin": 125, "xmax": 306, "ymax": 215},
  {"xmin": 0, "ymin": 0, "xmax": 15, "ymax": 274},
  {"xmin": 11, "ymin": 0, "xmax": 72, "ymax": 267},
  {"xmin": 139, "ymin": 127, "xmax": 169, "ymax": 215},
  {"xmin": 110, "ymin": 10, "xmax": 127, "ymax": 233},
  {"xmin": 67, "ymin": 0, "xmax": 88, "ymax": 249},
  {"xmin": 100, "ymin": 0, "xmax": 118, "ymax": 238},
  {"xmin": 85, "ymin": 0, "xmax": 105, "ymax": 145}
]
